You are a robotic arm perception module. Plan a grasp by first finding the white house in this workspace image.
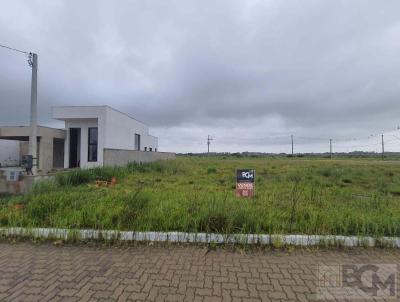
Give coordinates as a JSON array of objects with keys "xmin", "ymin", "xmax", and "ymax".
[{"xmin": 52, "ymin": 106, "xmax": 160, "ymax": 169}]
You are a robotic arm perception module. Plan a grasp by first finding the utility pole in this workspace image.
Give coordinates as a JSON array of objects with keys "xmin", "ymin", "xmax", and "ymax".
[
  {"xmin": 381, "ymin": 134, "xmax": 385, "ymax": 160},
  {"xmin": 0, "ymin": 45, "xmax": 37, "ymax": 172},
  {"xmin": 207, "ymin": 135, "xmax": 213, "ymax": 155},
  {"xmin": 291, "ymin": 135, "xmax": 294, "ymax": 156},
  {"xmin": 28, "ymin": 53, "xmax": 38, "ymax": 174},
  {"xmin": 329, "ymin": 139, "xmax": 332, "ymax": 159}
]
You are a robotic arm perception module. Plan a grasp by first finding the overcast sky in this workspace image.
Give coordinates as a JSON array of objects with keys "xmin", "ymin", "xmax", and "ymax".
[{"xmin": 1, "ymin": 0, "xmax": 400, "ymax": 153}]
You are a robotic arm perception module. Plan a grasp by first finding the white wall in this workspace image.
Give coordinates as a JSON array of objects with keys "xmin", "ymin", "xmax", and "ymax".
[
  {"xmin": 142, "ymin": 135, "xmax": 158, "ymax": 151},
  {"xmin": 104, "ymin": 107, "xmax": 158, "ymax": 151},
  {"xmin": 64, "ymin": 119, "xmax": 102, "ymax": 169},
  {"xmin": 0, "ymin": 140, "xmax": 20, "ymax": 167},
  {"xmin": 54, "ymin": 106, "xmax": 106, "ymax": 169},
  {"xmin": 53, "ymin": 106, "xmax": 158, "ymax": 169}
]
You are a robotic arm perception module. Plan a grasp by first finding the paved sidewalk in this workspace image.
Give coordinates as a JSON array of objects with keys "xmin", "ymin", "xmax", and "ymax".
[{"xmin": 0, "ymin": 242, "xmax": 398, "ymax": 301}]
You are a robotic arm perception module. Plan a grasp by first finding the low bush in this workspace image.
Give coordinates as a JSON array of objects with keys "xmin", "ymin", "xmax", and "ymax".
[
  {"xmin": 207, "ymin": 166, "xmax": 217, "ymax": 174},
  {"xmin": 54, "ymin": 161, "xmax": 179, "ymax": 188}
]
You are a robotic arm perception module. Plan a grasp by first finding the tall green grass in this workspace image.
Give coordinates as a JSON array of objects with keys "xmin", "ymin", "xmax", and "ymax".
[
  {"xmin": 54, "ymin": 161, "xmax": 178, "ymax": 187},
  {"xmin": 1, "ymin": 157, "xmax": 400, "ymax": 237}
]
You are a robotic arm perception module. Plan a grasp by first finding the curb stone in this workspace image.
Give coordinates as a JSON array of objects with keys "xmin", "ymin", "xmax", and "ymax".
[{"xmin": 0, "ymin": 227, "xmax": 399, "ymax": 247}]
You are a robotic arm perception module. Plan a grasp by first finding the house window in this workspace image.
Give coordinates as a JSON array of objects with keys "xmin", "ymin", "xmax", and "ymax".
[
  {"xmin": 144, "ymin": 147, "xmax": 147, "ymax": 151},
  {"xmin": 88, "ymin": 127, "xmax": 98, "ymax": 162},
  {"xmin": 135, "ymin": 133, "xmax": 141, "ymax": 150},
  {"xmin": 149, "ymin": 147, "xmax": 152, "ymax": 152}
]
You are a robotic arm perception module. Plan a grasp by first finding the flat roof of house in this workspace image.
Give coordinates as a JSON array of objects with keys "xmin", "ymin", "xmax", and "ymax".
[
  {"xmin": 52, "ymin": 105, "xmax": 148, "ymax": 126},
  {"xmin": 0, "ymin": 126, "xmax": 66, "ymax": 141}
]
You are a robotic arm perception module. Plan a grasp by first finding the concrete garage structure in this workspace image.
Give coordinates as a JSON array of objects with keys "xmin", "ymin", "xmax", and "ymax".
[
  {"xmin": 53, "ymin": 106, "xmax": 174, "ymax": 169},
  {"xmin": 0, "ymin": 140, "xmax": 20, "ymax": 167},
  {"xmin": 0, "ymin": 106, "xmax": 173, "ymax": 194},
  {"xmin": 0, "ymin": 126, "xmax": 66, "ymax": 171}
]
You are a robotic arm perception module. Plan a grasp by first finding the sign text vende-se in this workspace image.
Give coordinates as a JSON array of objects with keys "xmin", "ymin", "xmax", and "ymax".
[{"xmin": 236, "ymin": 169, "xmax": 255, "ymax": 198}]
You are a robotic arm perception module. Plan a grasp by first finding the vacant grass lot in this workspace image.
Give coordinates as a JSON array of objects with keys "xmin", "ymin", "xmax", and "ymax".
[{"xmin": 1, "ymin": 156, "xmax": 400, "ymax": 237}]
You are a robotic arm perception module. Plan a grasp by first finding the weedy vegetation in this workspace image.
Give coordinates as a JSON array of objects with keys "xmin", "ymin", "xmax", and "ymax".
[{"xmin": 1, "ymin": 156, "xmax": 400, "ymax": 237}]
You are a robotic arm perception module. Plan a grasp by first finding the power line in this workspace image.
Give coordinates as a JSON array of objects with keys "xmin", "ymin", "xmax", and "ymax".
[
  {"xmin": 333, "ymin": 139, "xmax": 397, "ymax": 149},
  {"xmin": 334, "ymin": 142, "xmax": 382, "ymax": 149},
  {"xmin": 296, "ymin": 136, "xmax": 325, "ymax": 141},
  {"xmin": 0, "ymin": 43, "xmax": 29, "ymax": 54},
  {"xmin": 218, "ymin": 128, "xmax": 399, "ymax": 144},
  {"xmin": 0, "ymin": 43, "xmax": 35, "ymax": 68},
  {"xmin": 172, "ymin": 129, "xmax": 400, "ymax": 150}
]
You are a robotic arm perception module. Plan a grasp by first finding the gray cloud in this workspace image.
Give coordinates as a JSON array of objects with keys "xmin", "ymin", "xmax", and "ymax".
[{"xmin": 1, "ymin": 0, "xmax": 400, "ymax": 152}]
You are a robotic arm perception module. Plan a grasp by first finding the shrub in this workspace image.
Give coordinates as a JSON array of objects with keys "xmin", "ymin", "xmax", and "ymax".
[
  {"xmin": 199, "ymin": 213, "xmax": 228, "ymax": 232},
  {"xmin": 319, "ymin": 167, "xmax": 334, "ymax": 177},
  {"xmin": 54, "ymin": 161, "xmax": 179, "ymax": 188},
  {"xmin": 388, "ymin": 185, "xmax": 400, "ymax": 196},
  {"xmin": 207, "ymin": 166, "xmax": 217, "ymax": 174},
  {"xmin": 342, "ymin": 178, "xmax": 353, "ymax": 184},
  {"xmin": 55, "ymin": 169, "xmax": 94, "ymax": 186},
  {"xmin": 30, "ymin": 180, "xmax": 59, "ymax": 194}
]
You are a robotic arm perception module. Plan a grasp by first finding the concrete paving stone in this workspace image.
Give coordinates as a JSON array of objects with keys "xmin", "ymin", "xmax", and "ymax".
[{"xmin": 0, "ymin": 242, "xmax": 399, "ymax": 301}]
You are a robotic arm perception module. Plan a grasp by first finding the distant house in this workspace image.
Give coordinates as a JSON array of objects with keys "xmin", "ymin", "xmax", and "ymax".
[{"xmin": 52, "ymin": 106, "xmax": 165, "ymax": 169}]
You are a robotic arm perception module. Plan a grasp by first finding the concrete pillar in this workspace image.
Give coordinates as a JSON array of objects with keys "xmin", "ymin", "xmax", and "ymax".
[
  {"xmin": 19, "ymin": 141, "xmax": 29, "ymax": 165},
  {"xmin": 38, "ymin": 137, "xmax": 53, "ymax": 173},
  {"xmin": 64, "ymin": 129, "xmax": 70, "ymax": 169}
]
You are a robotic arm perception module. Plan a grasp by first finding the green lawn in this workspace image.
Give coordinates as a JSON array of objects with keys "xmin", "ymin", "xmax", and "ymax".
[{"xmin": 1, "ymin": 156, "xmax": 400, "ymax": 237}]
